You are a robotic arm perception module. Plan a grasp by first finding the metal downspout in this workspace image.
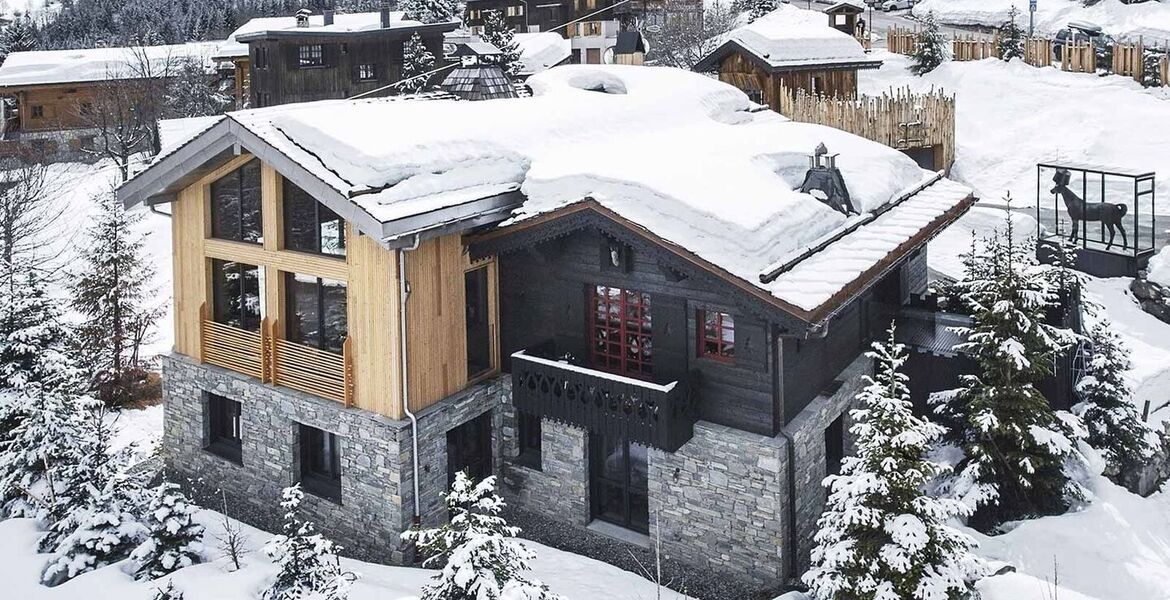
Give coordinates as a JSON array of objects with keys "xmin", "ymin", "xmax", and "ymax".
[{"xmin": 398, "ymin": 235, "xmax": 422, "ymax": 524}]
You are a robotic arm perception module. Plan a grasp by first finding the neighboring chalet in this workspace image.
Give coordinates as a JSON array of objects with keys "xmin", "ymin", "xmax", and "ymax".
[
  {"xmin": 824, "ymin": 1, "xmax": 865, "ymax": 36},
  {"xmin": 515, "ymin": 32, "xmax": 573, "ymax": 78},
  {"xmin": 0, "ymin": 42, "xmax": 222, "ymax": 162},
  {"xmin": 694, "ymin": 4, "xmax": 881, "ymax": 106},
  {"xmin": 214, "ymin": 8, "xmax": 458, "ymax": 109},
  {"xmin": 117, "ymin": 66, "xmax": 974, "ymax": 595},
  {"xmin": 465, "ymin": 0, "xmax": 623, "ymax": 64}
]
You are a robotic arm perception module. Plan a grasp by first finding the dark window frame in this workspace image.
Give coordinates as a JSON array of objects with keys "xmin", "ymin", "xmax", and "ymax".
[
  {"xmin": 209, "ymin": 159, "xmax": 263, "ymax": 244},
  {"xmin": 355, "ymin": 63, "xmax": 377, "ymax": 82},
  {"xmin": 465, "ymin": 266, "xmax": 493, "ymax": 380},
  {"xmin": 297, "ymin": 44, "xmax": 325, "ymax": 68},
  {"xmin": 282, "ymin": 179, "xmax": 346, "ymax": 257},
  {"xmin": 825, "ymin": 414, "xmax": 845, "ymax": 476},
  {"xmin": 589, "ymin": 285, "xmax": 653, "ymax": 379},
  {"xmin": 515, "ymin": 411, "xmax": 542, "ymax": 470},
  {"xmin": 205, "ymin": 393, "xmax": 243, "ymax": 463},
  {"xmin": 30, "ymin": 105, "xmax": 44, "ymax": 118},
  {"xmin": 284, "ymin": 273, "xmax": 348, "ymax": 354},
  {"xmin": 255, "ymin": 46, "xmax": 270, "ymax": 69},
  {"xmin": 697, "ymin": 309, "xmax": 735, "ymax": 363},
  {"xmin": 299, "ymin": 424, "xmax": 342, "ymax": 502},
  {"xmin": 211, "ymin": 259, "xmax": 262, "ymax": 332}
]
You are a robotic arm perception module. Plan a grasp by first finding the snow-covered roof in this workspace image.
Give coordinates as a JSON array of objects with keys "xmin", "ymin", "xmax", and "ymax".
[
  {"xmin": 215, "ymin": 11, "xmax": 413, "ymax": 60},
  {"xmin": 516, "ymin": 32, "xmax": 572, "ymax": 76},
  {"xmin": 127, "ymin": 65, "xmax": 971, "ymax": 320},
  {"xmin": 696, "ymin": 4, "xmax": 880, "ymax": 72},
  {"xmin": 0, "ymin": 41, "xmax": 223, "ymax": 88}
]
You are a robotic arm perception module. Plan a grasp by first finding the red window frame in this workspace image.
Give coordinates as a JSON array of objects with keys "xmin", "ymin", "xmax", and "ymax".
[
  {"xmin": 698, "ymin": 310, "xmax": 734, "ymax": 362},
  {"xmin": 590, "ymin": 285, "xmax": 653, "ymax": 379}
]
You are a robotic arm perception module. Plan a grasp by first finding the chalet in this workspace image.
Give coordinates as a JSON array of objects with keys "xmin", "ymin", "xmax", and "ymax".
[
  {"xmin": 0, "ymin": 42, "xmax": 222, "ymax": 162},
  {"xmin": 465, "ymin": 0, "xmax": 623, "ymax": 64},
  {"xmin": 214, "ymin": 7, "xmax": 458, "ymax": 109},
  {"xmin": 693, "ymin": 4, "xmax": 881, "ymax": 106},
  {"xmin": 515, "ymin": 32, "xmax": 573, "ymax": 77},
  {"xmin": 117, "ymin": 65, "xmax": 974, "ymax": 594},
  {"xmin": 824, "ymin": 1, "xmax": 865, "ymax": 36}
]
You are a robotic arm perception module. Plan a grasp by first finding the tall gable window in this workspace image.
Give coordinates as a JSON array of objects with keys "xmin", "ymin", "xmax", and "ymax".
[
  {"xmin": 298, "ymin": 44, "xmax": 324, "ymax": 68},
  {"xmin": 210, "ymin": 159, "xmax": 262, "ymax": 243},
  {"xmin": 283, "ymin": 180, "xmax": 346, "ymax": 256},
  {"xmin": 286, "ymin": 274, "xmax": 347, "ymax": 353},
  {"xmin": 211, "ymin": 259, "xmax": 262, "ymax": 332},
  {"xmin": 590, "ymin": 285, "xmax": 652, "ymax": 378},
  {"xmin": 698, "ymin": 310, "xmax": 734, "ymax": 362}
]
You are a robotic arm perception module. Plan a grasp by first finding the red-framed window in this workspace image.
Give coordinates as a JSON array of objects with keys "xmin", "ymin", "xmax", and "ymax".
[
  {"xmin": 590, "ymin": 285, "xmax": 653, "ymax": 378},
  {"xmin": 698, "ymin": 310, "xmax": 734, "ymax": 362}
]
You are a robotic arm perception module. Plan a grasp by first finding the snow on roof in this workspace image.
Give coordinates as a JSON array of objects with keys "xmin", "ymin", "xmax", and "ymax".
[
  {"xmin": 711, "ymin": 4, "xmax": 878, "ymax": 69},
  {"xmin": 516, "ymin": 32, "xmax": 572, "ymax": 75},
  {"xmin": 213, "ymin": 65, "xmax": 968, "ymax": 314},
  {"xmin": 215, "ymin": 11, "xmax": 411, "ymax": 60},
  {"xmin": 0, "ymin": 41, "xmax": 222, "ymax": 88}
]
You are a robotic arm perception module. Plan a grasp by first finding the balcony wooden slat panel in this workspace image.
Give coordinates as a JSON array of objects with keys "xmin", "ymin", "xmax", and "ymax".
[
  {"xmin": 201, "ymin": 319, "xmax": 264, "ymax": 380},
  {"xmin": 272, "ymin": 338, "xmax": 347, "ymax": 403}
]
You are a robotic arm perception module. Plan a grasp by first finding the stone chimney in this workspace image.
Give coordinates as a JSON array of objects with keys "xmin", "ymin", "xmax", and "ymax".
[
  {"xmin": 296, "ymin": 8, "xmax": 312, "ymax": 27},
  {"xmin": 381, "ymin": 0, "xmax": 392, "ymax": 28}
]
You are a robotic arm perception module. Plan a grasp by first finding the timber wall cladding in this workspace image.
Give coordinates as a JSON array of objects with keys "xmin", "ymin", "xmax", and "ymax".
[{"xmin": 717, "ymin": 51, "xmax": 860, "ymax": 109}]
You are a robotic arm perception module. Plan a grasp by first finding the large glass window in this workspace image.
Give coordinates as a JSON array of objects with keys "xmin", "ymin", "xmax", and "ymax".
[
  {"xmin": 283, "ymin": 180, "xmax": 346, "ymax": 256},
  {"xmin": 210, "ymin": 159, "xmax": 262, "ymax": 244},
  {"xmin": 465, "ymin": 266, "xmax": 492, "ymax": 379},
  {"xmin": 211, "ymin": 259, "xmax": 262, "ymax": 332},
  {"xmin": 590, "ymin": 434, "xmax": 648, "ymax": 534},
  {"xmin": 206, "ymin": 393, "xmax": 242, "ymax": 463},
  {"xmin": 299, "ymin": 424, "xmax": 342, "ymax": 502},
  {"xmin": 590, "ymin": 285, "xmax": 652, "ymax": 378},
  {"xmin": 285, "ymin": 273, "xmax": 347, "ymax": 353}
]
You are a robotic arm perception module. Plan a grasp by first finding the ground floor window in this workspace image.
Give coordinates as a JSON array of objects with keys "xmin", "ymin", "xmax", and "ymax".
[
  {"xmin": 590, "ymin": 433, "xmax": 648, "ymax": 534},
  {"xmin": 515, "ymin": 411, "xmax": 542, "ymax": 470},
  {"xmin": 299, "ymin": 424, "xmax": 342, "ymax": 502},
  {"xmin": 205, "ymin": 393, "xmax": 242, "ymax": 463},
  {"xmin": 825, "ymin": 414, "xmax": 845, "ymax": 476},
  {"xmin": 447, "ymin": 412, "xmax": 493, "ymax": 487}
]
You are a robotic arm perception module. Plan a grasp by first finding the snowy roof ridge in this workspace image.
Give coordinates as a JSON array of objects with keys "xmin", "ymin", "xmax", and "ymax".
[
  {"xmin": 0, "ymin": 41, "xmax": 223, "ymax": 88},
  {"xmin": 215, "ymin": 11, "xmax": 428, "ymax": 60},
  {"xmin": 697, "ymin": 4, "xmax": 880, "ymax": 71}
]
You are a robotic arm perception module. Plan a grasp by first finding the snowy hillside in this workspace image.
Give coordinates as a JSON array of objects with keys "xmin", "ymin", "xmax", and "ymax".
[{"xmin": 912, "ymin": 0, "xmax": 1170, "ymax": 41}]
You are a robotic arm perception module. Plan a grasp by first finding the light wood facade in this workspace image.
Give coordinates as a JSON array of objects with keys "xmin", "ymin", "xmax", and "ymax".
[
  {"xmin": 169, "ymin": 153, "xmax": 500, "ymax": 421},
  {"xmin": 717, "ymin": 50, "xmax": 861, "ymax": 108}
]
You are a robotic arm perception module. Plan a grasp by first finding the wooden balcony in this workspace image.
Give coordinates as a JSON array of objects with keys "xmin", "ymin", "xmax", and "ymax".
[
  {"xmin": 511, "ymin": 350, "xmax": 695, "ymax": 452},
  {"xmin": 200, "ymin": 305, "xmax": 353, "ymax": 405}
]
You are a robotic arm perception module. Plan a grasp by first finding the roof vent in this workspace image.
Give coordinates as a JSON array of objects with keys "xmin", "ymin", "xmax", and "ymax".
[
  {"xmin": 296, "ymin": 8, "xmax": 312, "ymax": 27},
  {"xmin": 799, "ymin": 143, "xmax": 856, "ymax": 215}
]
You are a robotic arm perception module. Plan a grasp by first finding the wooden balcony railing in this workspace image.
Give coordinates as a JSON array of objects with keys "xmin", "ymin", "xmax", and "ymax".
[
  {"xmin": 511, "ymin": 350, "xmax": 695, "ymax": 452},
  {"xmin": 199, "ymin": 304, "xmax": 353, "ymax": 406}
]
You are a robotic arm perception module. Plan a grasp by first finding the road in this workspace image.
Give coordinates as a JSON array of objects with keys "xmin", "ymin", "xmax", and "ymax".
[{"xmin": 802, "ymin": 0, "xmax": 985, "ymax": 46}]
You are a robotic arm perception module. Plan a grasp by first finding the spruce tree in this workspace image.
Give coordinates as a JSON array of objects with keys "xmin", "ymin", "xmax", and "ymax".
[
  {"xmin": 400, "ymin": 32, "xmax": 437, "ymax": 94},
  {"xmin": 933, "ymin": 205, "xmax": 1084, "ymax": 531},
  {"xmin": 262, "ymin": 485, "xmax": 357, "ymax": 600},
  {"xmin": 41, "ymin": 469, "xmax": 148, "ymax": 586},
  {"xmin": 131, "ymin": 482, "xmax": 206, "ymax": 580},
  {"xmin": 481, "ymin": 11, "xmax": 522, "ymax": 78},
  {"xmin": 909, "ymin": 12, "xmax": 947, "ymax": 76},
  {"xmin": 0, "ymin": 15, "xmax": 38, "ymax": 64},
  {"xmin": 70, "ymin": 192, "xmax": 161, "ymax": 407},
  {"xmin": 402, "ymin": 472, "xmax": 561, "ymax": 600},
  {"xmin": 164, "ymin": 56, "xmax": 232, "ymax": 119},
  {"xmin": 1074, "ymin": 321, "xmax": 1157, "ymax": 482},
  {"xmin": 998, "ymin": 6, "xmax": 1025, "ymax": 61},
  {"xmin": 402, "ymin": 0, "xmax": 459, "ymax": 25},
  {"xmin": 805, "ymin": 325, "xmax": 984, "ymax": 600},
  {"xmin": 747, "ymin": 0, "xmax": 777, "ymax": 23}
]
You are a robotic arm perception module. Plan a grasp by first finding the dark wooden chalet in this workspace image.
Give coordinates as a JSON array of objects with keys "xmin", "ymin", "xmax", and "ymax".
[{"xmin": 825, "ymin": 1, "xmax": 865, "ymax": 36}]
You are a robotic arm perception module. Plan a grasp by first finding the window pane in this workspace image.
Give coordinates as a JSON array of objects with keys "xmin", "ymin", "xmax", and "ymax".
[
  {"xmin": 240, "ymin": 160, "xmax": 262, "ymax": 243},
  {"xmin": 465, "ymin": 267, "xmax": 491, "ymax": 378},
  {"xmin": 206, "ymin": 393, "xmax": 242, "ymax": 463},
  {"xmin": 321, "ymin": 278, "xmax": 348, "ymax": 353},
  {"xmin": 286, "ymin": 273, "xmax": 321, "ymax": 347},
  {"xmin": 211, "ymin": 259, "xmax": 261, "ymax": 332},
  {"xmin": 210, "ymin": 160, "xmax": 262, "ymax": 243},
  {"xmin": 283, "ymin": 180, "xmax": 317, "ymax": 252}
]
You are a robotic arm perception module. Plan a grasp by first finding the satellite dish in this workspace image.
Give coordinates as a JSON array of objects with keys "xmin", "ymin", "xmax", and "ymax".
[{"xmin": 603, "ymin": 47, "xmax": 615, "ymax": 64}]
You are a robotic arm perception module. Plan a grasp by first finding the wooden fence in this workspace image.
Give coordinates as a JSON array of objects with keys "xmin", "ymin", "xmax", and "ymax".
[
  {"xmin": 778, "ymin": 84, "xmax": 956, "ymax": 172},
  {"xmin": 1024, "ymin": 37, "xmax": 1053, "ymax": 67},
  {"xmin": 1061, "ymin": 41, "xmax": 1097, "ymax": 74},
  {"xmin": 1162, "ymin": 53, "xmax": 1170, "ymax": 85},
  {"xmin": 952, "ymin": 33, "xmax": 1000, "ymax": 61},
  {"xmin": 887, "ymin": 26, "xmax": 919, "ymax": 55},
  {"xmin": 1113, "ymin": 40, "xmax": 1145, "ymax": 79}
]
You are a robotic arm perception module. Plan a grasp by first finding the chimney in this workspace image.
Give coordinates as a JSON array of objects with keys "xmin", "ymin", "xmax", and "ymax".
[
  {"xmin": 296, "ymin": 8, "xmax": 312, "ymax": 27},
  {"xmin": 324, "ymin": 8, "xmax": 334, "ymax": 25},
  {"xmin": 799, "ymin": 143, "xmax": 855, "ymax": 215},
  {"xmin": 381, "ymin": 0, "xmax": 391, "ymax": 28}
]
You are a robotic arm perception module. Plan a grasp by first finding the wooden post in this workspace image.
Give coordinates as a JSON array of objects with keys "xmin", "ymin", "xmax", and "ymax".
[
  {"xmin": 198, "ymin": 302, "xmax": 207, "ymax": 363},
  {"xmin": 268, "ymin": 318, "xmax": 279, "ymax": 387},
  {"xmin": 260, "ymin": 317, "xmax": 271, "ymax": 383},
  {"xmin": 343, "ymin": 336, "xmax": 354, "ymax": 408}
]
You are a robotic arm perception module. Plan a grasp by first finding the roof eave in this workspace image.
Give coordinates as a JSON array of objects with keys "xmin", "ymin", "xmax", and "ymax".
[{"xmin": 235, "ymin": 20, "xmax": 459, "ymax": 43}]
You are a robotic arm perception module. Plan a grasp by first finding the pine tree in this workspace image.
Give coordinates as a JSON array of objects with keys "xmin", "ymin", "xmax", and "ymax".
[
  {"xmin": 805, "ymin": 325, "xmax": 984, "ymax": 600},
  {"xmin": 131, "ymin": 482, "xmax": 206, "ymax": 580},
  {"xmin": 909, "ymin": 12, "xmax": 947, "ymax": 76},
  {"xmin": 933, "ymin": 204, "xmax": 1085, "ymax": 531},
  {"xmin": 1074, "ymin": 321, "xmax": 1158, "ymax": 482},
  {"xmin": 480, "ymin": 11, "xmax": 522, "ymax": 78},
  {"xmin": 262, "ymin": 485, "xmax": 358, "ymax": 600},
  {"xmin": 402, "ymin": 472, "xmax": 561, "ymax": 600},
  {"xmin": 164, "ymin": 56, "xmax": 232, "ymax": 119},
  {"xmin": 402, "ymin": 0, "xmax": 459, "ymax": 25},
  {"xmin": 400, "ymin": 32, "xmax": 437, "ymax": 94},
  {"xmin": 0, "ymin": 15, "xmax": 39, "ymax": 64},
  {"xmin": 998, "ymin": 6, "xmax": 1025, "ymax": 61},
  {"xmin": 70, "ymin": 192, "xmax": 161, "ymax": 407},
  {"xmin": 41, "ymin": 469, "xmax": 148, "ymax": 586},
  {"xmin": 747, "ymin": 0, "xmax": 777, "ymax": 23}
]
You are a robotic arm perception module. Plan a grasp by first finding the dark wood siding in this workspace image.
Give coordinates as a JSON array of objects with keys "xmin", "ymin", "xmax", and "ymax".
[{"xmin": 498, "ymin": 228, "xmax": 779, "ymax": 436}]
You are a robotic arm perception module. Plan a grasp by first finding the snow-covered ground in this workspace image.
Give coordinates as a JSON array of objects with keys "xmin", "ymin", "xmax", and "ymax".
[
  {"xmin": 912, "ymin": 0, "xmax": 1170, "ymax": 42},
  {"xmin": 860, "ymin": 51, "xmax": 1170, "ymax": 213}
]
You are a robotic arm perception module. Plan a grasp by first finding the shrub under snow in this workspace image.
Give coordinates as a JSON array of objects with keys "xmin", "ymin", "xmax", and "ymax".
[
  {"xmin": 131, "ymin": 482, "xmax": 206, "ymax": 580},
  {"xmin": 40, "ymin": 472, "xmax": 148, "ymax": 586},
  {"xmin": 262, "ymin": 485, "xmax": 357, "ymax": 600}
]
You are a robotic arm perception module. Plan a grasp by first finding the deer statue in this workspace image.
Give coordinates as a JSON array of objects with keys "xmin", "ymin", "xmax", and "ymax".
[{"xmin": 1051, "ymin": 168, "xmax": 1128, "ymax": 250}]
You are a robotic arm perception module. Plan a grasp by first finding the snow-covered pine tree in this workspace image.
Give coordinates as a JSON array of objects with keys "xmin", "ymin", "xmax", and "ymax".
[
  {"xmin": 131, "ymin": 482, "xmax": 206, "ymax": 580},
  {"xmin": 0, "ymin": 15, "xmax": 38, "ymax": 64},
  {"xmin": 998, "ymin": 5, "xmax": 1025, "ymax": 61},
  {"xmin": 41, "ymin": 469, "xmax": 148, "ymax": 586},
  {"xmin": 747, "ymin": 0, "xmax": 777, "ymax": 23},
  {"xmin": 805, "ymin": 325, "xmax": 984, "ymax": 600},
  {"xmin": 153, "ymin": 581, "xmax": 185, "ymax": 600},
  {"xmin": 402, "ymin": 0, "xmax": 459, "ymax": 25},
  {"xmin": 163, "ymin": 56, "xmax": 232, "ymax": 119},
  {"xmin": 70, "ymin": 191, "xmax": 161, "ymax": 407},
  {"xmin": 400, "ymin": 32, "xmax": 436, "ymax": 94},
  {"xmin": 401, "ymin": 471, "xmax": 561, "ymax": 600},
  {"xmin": 480, "ymin": 11, "xmax": 522, "ymax": 77},
  {"xmin": 1074, "ymin": 320, "xmax": 1158, "ymax": 482},
  {"xmin": 262, "ymin": 485, "xmax": 357, "ymax": 600},
  {"xmin": 0, "ymin": 273, "xmax": 81, "ymax": 392},
  {"xmin": 909, "ymin": 12, "xmax": 947, "ymax": 76},
  {"xmin": 933, "ymin": 203, "xmax": 1084, "ymax": 531}
]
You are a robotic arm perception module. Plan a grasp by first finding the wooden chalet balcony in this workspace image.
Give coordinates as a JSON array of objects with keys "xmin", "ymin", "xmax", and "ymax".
[
  {"xmin": 200, "ymin": 305, "xmax": 353, "ymax": 406},
  {"xmin": 511, "ymin": 350, "xmax": 696, "ymax": 452}
]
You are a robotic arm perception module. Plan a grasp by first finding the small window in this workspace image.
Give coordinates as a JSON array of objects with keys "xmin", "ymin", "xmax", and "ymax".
[
  {"xmin": 283, "ymin": 179, "xmax": 346, "ymax": 256},
  {"xmin": 698, "ymin": 310, "xmax": 734, "ymax": 362},
  {"xmin": 210, "ymin": 159, "xmax": 263, "ymax": 243},
  {"xmin": 835, "ymin": 13, "xmax": 848, "ymax": 25},
  {"xmin": 285, "ymin": 273, "xmax": 348, "ymax": 354},
  {"xmin": 255, "ymin": 46, "xmax": 270, "ymax": 69},
  {"xmin": 206, "ymin": 393, "xmax": 242, "ymax": 463},
  {"xmin": 825, "ymin": 414, "xmax": 845, "ymax": 476},
  {"xmin": 515, "ymin": 411, "xmax": 542, "ymax": 470},
  {"xmin": 584, "ymin": 21, "xmax": 602, "ymax": 36},
  {"xmin": 299, "ymin": 424, "xmax": 341, "ymax": 502},
  {"xmin": 468, "ymin": 9, "xmax": 481, "ymax": 20},
  {"xmin": 78, "ymin": 135, "xmax": 96, "ymax": 151},
  {"xmin": 506, "ymin": 4, "xmax": 525, "ymax": 16},
  {"xmin": 340, "ymin": 43, "xmax": 348, "ymax": 55},
  {"xmin": 356, "ymin": 63, "xmax": 376, "ymax": 82},
  {"xmin": 211, "ymin": 259, "xmax": 262, "ymax": 332},
  {"xmin": 298, "ymin": 44, "xmax": 324, "ymax": 68},
  {"xmin": 79, "ymin": 102, "xmax": 94, "ymax": 116},
  {"xmin": 30, "ymin": 105, "xmax": 44, "ymax": 118}
]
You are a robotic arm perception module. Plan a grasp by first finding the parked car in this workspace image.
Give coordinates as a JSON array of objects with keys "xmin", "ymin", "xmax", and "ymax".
[
  {"xmin": 1053, "ymin": 21, "xmax": 1116, "ymax": 68},
  {"xmin": 881, "ymin": 0, "xmax": 914, "ymax": 10}
]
